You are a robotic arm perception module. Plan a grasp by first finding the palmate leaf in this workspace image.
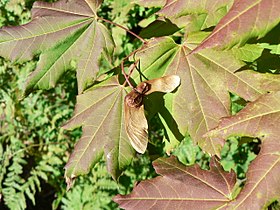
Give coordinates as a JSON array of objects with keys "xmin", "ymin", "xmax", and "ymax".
[
  {"xmin": 114, "ymin": 156, "xmax": 236, "ymax": 210},
  {"xmin": 114, "ymin": 92, "xmax": 280, "ymax": 209},
  {"xmin": 206, "ymin": 91, "xmax": 280, "ymax": 209},
  {"xmin": 157, "ymin": 0, "xmax": 232, "ymax": 30},
  {"xmin": 63, "ymin": 76, "xmax": 134, "ymax": 185},
  {"xmin": 132, "ymin": 37, "xmax": 280, "ymax": 155},
  {"xmin": 192, "ymin": 0, "xmax": 280, "ymax": 53},
  {"xmin": 0, "ymin": 0, "xmax": 114, "ymax": 94},
  {"xmin": 138, "ymin": 0, "xmax": 232, "ymax": 37}
]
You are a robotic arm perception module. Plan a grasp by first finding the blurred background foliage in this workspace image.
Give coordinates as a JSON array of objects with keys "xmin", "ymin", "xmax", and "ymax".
[{"xmin": 0, "ymin": 0, "xmax": 273, "ymax": 209}]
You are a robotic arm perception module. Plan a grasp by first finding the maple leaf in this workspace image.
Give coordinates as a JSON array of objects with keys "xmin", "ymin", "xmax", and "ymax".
[
  {"xmin": 63, "ymin": 75, "xmax": 180, "ymax": 185},
  {"xmin": 63, "ymin": 76, "xmax": 134, "ymax": 185},
  {"xmin": 192, "ymin": 0, "xmax": 280, "ymax": 53},
  {"xmin": 206, "ymin": 91, "xmax": 280, "ymax": 209},
  {"xmin": 114, "ymin": 156, "xmax": 236, "ymax": 210},
  {"xmin": 132, "ymin": 36, "xmax": 280, "ymax": 155},
  {"xmin": 0, "ymin": 0, "xmax": 114, "ymax": 94},
  {"xmin": 138, "ymin": 0, "xmax": 232, "ymax": 39},
  {"xmin": 157, "ymin": 0, "xmax": 232, "ymax": 30},
  {"xmin": 114, "ymin": 90, "xmax": 280, "ymax": 209}
]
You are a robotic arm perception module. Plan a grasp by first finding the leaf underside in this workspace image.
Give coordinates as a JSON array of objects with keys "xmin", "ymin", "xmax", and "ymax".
[
  {"xmin": 206, "ymin": 91, "xmax": 280, "ymax": 209},
  {"xmin": 63, "ymin": 76, "xmax": 134, "ymax": 183},
  {"xmin": 0, "ymin": 0, "xmax": 114, "ymax": 94},
  {"xmin": 192, "ymin": 0, "xmax": 280, "ymax": 53},
  {"xmin": 114, "ymin": 156, "xmax": 236, "ymax": 210},
  {"xmin": 132, "ymin": 37, "xmax": 280, "ymax": 155}
]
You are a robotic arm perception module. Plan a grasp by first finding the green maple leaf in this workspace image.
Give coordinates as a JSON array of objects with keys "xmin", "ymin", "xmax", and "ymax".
[
  {"xmin": 0, "ymin": 0, "xmax": 114, "ymax": 94},
  {"xmin": 132, "ymin": 36, "xmax": 280, "ymax": 155},
  {"xmin": 63, "ymin": 75, "xmax": 134, "ymax": 185}
]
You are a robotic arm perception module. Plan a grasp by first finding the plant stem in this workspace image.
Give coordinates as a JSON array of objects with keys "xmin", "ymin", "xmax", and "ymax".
[
  {"xmin": 128, "ymin": 59, "xmax": 139, "ymax": 78},
  {"xmin": 98, "ymin": 17, "xmax": 146, "ymax": 43},
  {"xmin": 121, "ymin": 61, "xmax": 135, "ymax": 89},
  {"xmin": 122, "ymin": 59, "xmax": 140, "ymax": 88}
]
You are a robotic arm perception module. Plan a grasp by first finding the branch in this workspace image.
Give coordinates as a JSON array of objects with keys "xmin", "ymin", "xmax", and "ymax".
[
  {"xmin": 98, "ymin": 17, "xmax": 146, "ymax": 43},
  {"xmin": 121, "ymin": 61, "xmax": 135, "ymax": 89}
]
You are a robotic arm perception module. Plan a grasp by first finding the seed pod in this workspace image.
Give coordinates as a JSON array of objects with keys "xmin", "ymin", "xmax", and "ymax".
[{"xmin": 124, "ymin": 75, "xmax": 180, "ymax": 153}]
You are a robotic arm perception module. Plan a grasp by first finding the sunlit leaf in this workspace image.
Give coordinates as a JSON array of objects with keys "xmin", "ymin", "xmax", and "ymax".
[
  {"xmin": 157, "ymin": 0, "xmax": 232, "ymax": 31},
  {"xmin": 0, "ymin": 0, "xmax": 114, "ymax": 94},
  {"xmin": 63, "ymin": 76, "xmax": 134, "ymax": 185},
  {"xmin": 139, "ymin": 19, "xmax": 180, "ymax": 39},
  {"xmin": 206, "ymin": 91, "xmax": 280, "ymax": 209},
  {"xmin": 114, "ymin": 156, "xmax": 236, "ymax": 210},
  {"xmin": 134, "ymin": 0, "xmax": 166, "ymax": 8},
  {"xmin": 258, "ymin": 43, "xmax": 280, "ymax": 55},
  {"xmin": 192, "ymin": 0, "xmax": 280, "ymax": 53},
  {"xmin": 132, "ymin": 37, "xmax": 280, "ymax": 155}
]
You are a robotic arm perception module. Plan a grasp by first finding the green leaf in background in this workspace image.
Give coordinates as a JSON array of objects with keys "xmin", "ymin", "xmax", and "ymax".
[
  {"xmin": 139, "ymin": 19, "xmax": 180, "ymax": 39},
  {"xmin": 61, "ymin": 160, "xmax": 119, "ymax": 210},
  {"xmin": 0, "ymin": 0, "xmax": 114, "ymax": 94},
  {"xmin": 258, "ymin": 43, "xmax": 280, "ymax": 55},
  {"xmin": 192, "ymin": 0, "xmax": 280, "ymax": 53},
  {"xmin": 132, "ymin": 36, "xmax": 280, "ymax": 155},
  {"xmin": 206, "ymin": 91, "xmax": 280, "ymax": 209},
  {"xmin": 220, "ymin": 137, "xmax": 258, "ymax": 179},
  {"xmin": 172, "ymin": 135, "xmax": 199, "ymax": 165},
  {"xmin": 63, "ymin": 76, "xmax": 134, "ymax": 186}
]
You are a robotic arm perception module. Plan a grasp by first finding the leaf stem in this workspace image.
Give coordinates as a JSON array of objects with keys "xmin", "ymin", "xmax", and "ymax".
[
  {"xmin": 98, "ymin": 17, "xmax": 146, "ymax": 43},
  {"xmin": 121, "ymin": 61, "xmax": 135, "ymax": 89},
  {"xmin": 121, "ymin": 46, "xmax": 144, "ymax": 87},
  {"xmin": 128, "ymin": 59, "xmax": 139, "ymax": 78}
]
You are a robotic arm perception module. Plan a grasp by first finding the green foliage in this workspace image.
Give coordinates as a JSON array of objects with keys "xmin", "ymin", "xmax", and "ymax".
[
  {"xmin": 0, "ymin": 0, "xmax": 280, "ymax": 209},
  {"xmin": 220, "ymin": 137, "xmax": 258, "ymax": 179},
  {"xmin": 61, "ymin": 160, "xmax": 119, "ymax": 210},
  {"xmin": 172, "ymin": 136, "xmax": 210, "ymax": 170},
  {"xmin": 0, "ymin": 56, "xmax": 75, "ymax": 209},
  {"xmin": 0, "ymin": 0, "xmax": 31, "ymax": 26}
]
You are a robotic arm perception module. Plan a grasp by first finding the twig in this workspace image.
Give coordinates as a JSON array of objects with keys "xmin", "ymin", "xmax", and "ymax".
[
  {"xmin": 121, "ymin": 61, "xmax": 135, "ymax": 89},
  {"xmin": 97, "ymin": 17, "xmax": 146, "ymax": 87},
  {"xmin": 128, "ymin": 59, "xmax": 139, "ymax": 77},
  {"xmin": 98, "ymin": 17, "xmax": 146, "ymax": 44},
  {"xmin": 122, "ymin": 59, "xmax": 140, "ymax": 87}
]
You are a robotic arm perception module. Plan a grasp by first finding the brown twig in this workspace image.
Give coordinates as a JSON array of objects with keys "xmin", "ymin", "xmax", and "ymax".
[
  {"xmin": 97, "ymin": 17, "xmax": 146, "ymax": 87},
  {"xmin": 98, "ymin": 17, "xmax": 146, "ymax": 44},
  {"xmin": 122, "ymin": 59, "xmax": 140, "ymax": 88},
  {"xmin": 120, "ymin": 46, "xmax": 143, "ymax": 87},
  {"xmin": 128, "ymin": 59, "xmax": 139, "ymax": 78},
  {"xmin": 121, "ymin": 61, "xmax": 135, "ymax": 89}
]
